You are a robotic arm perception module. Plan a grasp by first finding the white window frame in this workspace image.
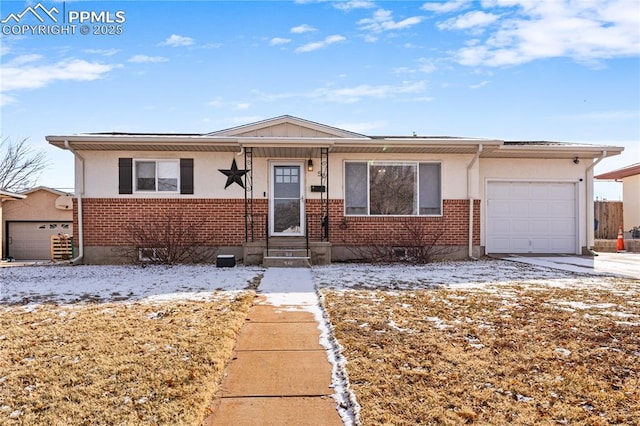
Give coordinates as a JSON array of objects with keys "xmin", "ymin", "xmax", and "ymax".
[
  {"xmin": 134, "ymin": 159, "xmax": 180, "ymax": 193},
  {"xmin": 344, "ymin": 161, "xmax": 443, "ymax": 217}
]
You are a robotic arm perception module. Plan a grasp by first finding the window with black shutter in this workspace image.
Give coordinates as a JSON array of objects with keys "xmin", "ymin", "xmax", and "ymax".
[
  {"xmin": 180, "ymin": 158, "xmax": 194, "ymax": 194},
  {"xmin": 118, "ymin": 158, "xmax": 133, "ymax": 194}
]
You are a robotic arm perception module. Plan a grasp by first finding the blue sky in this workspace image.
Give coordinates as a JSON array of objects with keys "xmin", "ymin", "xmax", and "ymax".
[{"xmin": 1, "ymin": 0, "xmax": 639, "ymax": 200}]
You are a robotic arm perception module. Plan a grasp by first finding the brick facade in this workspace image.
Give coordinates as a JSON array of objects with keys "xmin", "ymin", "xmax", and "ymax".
[
  {"xmin": 307, "ymin": 199, "xmax": 480, "ymax": 246},
  {"xmin": 75, "ymin": 198, "xmax": 480, "ymax": 249},
  {"xmin": 75, "ymin": 198, "xmax": 266, "ymax": 247}
]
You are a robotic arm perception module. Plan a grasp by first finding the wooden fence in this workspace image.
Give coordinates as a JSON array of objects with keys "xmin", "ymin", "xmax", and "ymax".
[{"xmin": 594, "ymin": 201, "xmax": 623, "ymax": 239}]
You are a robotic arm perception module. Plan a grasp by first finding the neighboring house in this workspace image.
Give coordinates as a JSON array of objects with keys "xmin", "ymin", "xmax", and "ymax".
[
  {"xmin": 47, "ymin": 115, "xmax": 623, "ymax": 265},
  {"xmin": 595, "ymin": 163, "xmax": 640, "ymax": 234},
  {"xmin": 0, "ymin": 189, "xmax": 27, "ymax": 260},
  {"xmin": 1, "ymin": 187, "xmax": 73, "ymax": 261}
]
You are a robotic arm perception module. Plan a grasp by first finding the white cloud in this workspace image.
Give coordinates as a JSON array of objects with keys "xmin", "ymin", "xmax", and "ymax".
[
  {"xmin": 84, "ymin": 48, "xmax": 120, "ymax": 57},
  {"xmin": 437, "ymin": 11, "xmax": 499, "ymax": 30},
  {"xmin": 417, "ymin": 57, "xmax": 437, "ymax": 73},
  {"xmin": 270, "ymin": 37, "xmax": 292, "ymax": 46},
  {"xmin": 421, "ymin": 0, "xmax": 473, "ymax": 13},
  {"xmin": 0, "ymin": 93, "xmax": 17, "ymax": 107},
  {"xmin": 233, "ymin": 102, "xmax": 251, "ymax": 110},
  {"xmin": 200, "ymin": 43, "xmax": 222, "ymax": 49},
  {"xmin": 312, "ymin": 81, "xmax": 427, "ymax": 103},
  {"xmin": 128, "ymin": 55, "xmax": 168, "ymax": 63},
  {"xmin": 291, "ymin": 24, "xmax": 317, "ymax": 34},
  {"xmin": 447, "ymin": 0, "xmax": 640, "ymax": 67},
  {"xmin": 393, "ymin": 58, "xmax": 437, "ymax": 75},
  {"xmin": 1, "ymin": 57, "xmax": 121, "ymax": 92},
  {"xmin": 208, "ymin": 98, "xmax": 223, "ymax": 108},
  {"xmin": 160, "ymin": 34, "xmax": 195, "ymax": 47},
  {"xmin": 469, "ymin": 80, "xmax": 490, "ymax": 89},
  {"xmin": 358, "ymin": 9, "xmax": 424, "ymax": 36},
  {"xmin": 333, "ymin": 0, "xmax": 376, "ymax": 11},
  {"xmin": 5, "ymin": 54, "xmax": 43, "ymax": 65},
  {"xmin": 255, "ymin": 80, "xmax": 429, "ymax": 104},
  {"xmin": 295, "ymin": 35, "xmax": 346, "ymax": 53}
]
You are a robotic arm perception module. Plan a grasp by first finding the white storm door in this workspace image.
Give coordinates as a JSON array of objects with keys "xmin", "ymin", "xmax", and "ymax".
[{"xmin": 270, "ymin": 163, "xmax": 305, "ymax": 236}]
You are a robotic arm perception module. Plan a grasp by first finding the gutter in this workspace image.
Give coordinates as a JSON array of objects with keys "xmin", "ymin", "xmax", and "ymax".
[
  {"xmin": 63, "ymin": 140, "xmax": 85, "ymax": 264},
  {"xmin": 467, "ymin": 144, "xmax": 483, "ymax": 259},
  {"xmin": 585, "ymin": 151, "xmax": 607, "ymax": 255}
]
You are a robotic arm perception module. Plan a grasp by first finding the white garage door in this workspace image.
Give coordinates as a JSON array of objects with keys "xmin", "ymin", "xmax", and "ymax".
[
  {"xmin": 8, "ymin": 222, "xmax": 73, "ymax": 260},
  {"xmin": 486, "ymin": 182, "xmax": 577, "ymax": 254}
]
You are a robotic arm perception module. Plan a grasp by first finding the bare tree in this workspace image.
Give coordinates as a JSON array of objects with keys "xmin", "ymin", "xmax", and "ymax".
[{"xmin": 0, "ymin": 137, "xmax": 48, "ymax": 191}]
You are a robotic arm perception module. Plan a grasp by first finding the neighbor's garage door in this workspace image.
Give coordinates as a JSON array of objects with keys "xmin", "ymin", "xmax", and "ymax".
[
  {"xmin": 7, "ymin": 222, "xmax": 72, "ymax": 260},
  {"xmin": 486, "ymin": 182, "xmax": 577, "ymax": 254}
]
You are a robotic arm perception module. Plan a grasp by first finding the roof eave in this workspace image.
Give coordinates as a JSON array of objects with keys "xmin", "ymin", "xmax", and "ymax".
[{"xmin": 486, "ymin": 144, "xmax": 624, "ymax": 159}]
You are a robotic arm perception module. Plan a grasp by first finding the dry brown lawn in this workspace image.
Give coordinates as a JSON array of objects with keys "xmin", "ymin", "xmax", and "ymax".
[
  {"xmin": 323, "ymin": 279, "xmax": 639, "ymax": 425},
  {"xmin": 0, "ymin": 292, "xmax": 254, "ymax": 425}
]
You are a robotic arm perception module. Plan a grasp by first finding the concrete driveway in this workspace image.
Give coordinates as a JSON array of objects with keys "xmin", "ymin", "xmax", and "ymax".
[{"xmin": 500, "ymin": 252, "xmax": 640, "ymax": 280}]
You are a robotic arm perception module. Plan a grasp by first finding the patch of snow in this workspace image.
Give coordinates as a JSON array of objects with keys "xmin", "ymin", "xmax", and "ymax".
[
  {"xmin": 257, "ymin": 268, "xmax": 360, "ymax": 426},
  {"xmin": 311, "ymin": 259, "xmax": 626, "ymax": 292},
  {"xmin": 388, "ymin": 319, "xmax": 412, "ymax": 333},
  {"xmin": 555, "ymin": 301, "xmax": 616, "ymax": 310},
  {"xmin": 0, "ymin": 264, "xmax": 264, "ymax": 305},
  {"xmin": 425, "ymin": 316, "xmax": 452, "ymax": 330},
  {"xmin": 516, "ymin": 394, "xmax": 534, "ymax": 403}
]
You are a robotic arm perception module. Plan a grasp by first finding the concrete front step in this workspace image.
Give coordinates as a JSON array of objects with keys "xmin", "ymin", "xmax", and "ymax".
[
  {"xmin": 265, "ymin": 249, "xmax": 309, "ymax": 257},
  {"xmin": 262, "ymin": 256, "xmax": 311, "ymax": 268}
]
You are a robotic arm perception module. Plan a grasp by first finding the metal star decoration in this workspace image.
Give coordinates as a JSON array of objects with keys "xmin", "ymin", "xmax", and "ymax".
[{"xmin": 218, "ymin": 158, "xmax": 248, "ymax": 189}]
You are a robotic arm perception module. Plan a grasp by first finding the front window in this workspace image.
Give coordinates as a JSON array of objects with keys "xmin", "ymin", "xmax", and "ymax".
[
  {"xmin": 135, "ymin": 160, "xmax": 179, "ymax": 192},
  {"xmin": 345, "ymin": 161, "xmax": 442, "ymax": 216}
]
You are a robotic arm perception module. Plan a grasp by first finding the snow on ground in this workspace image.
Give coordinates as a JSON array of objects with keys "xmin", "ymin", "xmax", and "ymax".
[
  {"xmin": 0, "ymin": 264, "xmax": 264, "ymax": 305},
  {"xmin": 311, "ymin": 258, "xmax": 628, "ymax": 291},
  {"xmin": 501, "ymin": 253, "xmax": 640, "ymax": 279},
  {"xmin": 2, "ymin": 258, "xmax": 635, "ymax": 306},
  {"xmin": 258, "ymin": 268, "xmax": 359, "ymax": 426},
  {"xmin": 1, "ymin": 258, "xmax": 636, "ymax": 425}
]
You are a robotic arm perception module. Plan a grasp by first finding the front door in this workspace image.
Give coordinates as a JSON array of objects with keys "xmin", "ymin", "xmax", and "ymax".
[{"xmin": 270, "ymin": 163, "xmax": 305, "ymax": 236}]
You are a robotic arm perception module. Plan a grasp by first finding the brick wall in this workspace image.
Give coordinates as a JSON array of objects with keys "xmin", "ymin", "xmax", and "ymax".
[
  {"xmin": 302, "ymin": 198, "xmax": 479, "ymax": 246},
  {"xmin": 75, "ymin": 198, "xmax": 267, "ymax": 247},
  {"xmin": 75, "ymin": 198, "xmax": 479, "ymax": 248}
]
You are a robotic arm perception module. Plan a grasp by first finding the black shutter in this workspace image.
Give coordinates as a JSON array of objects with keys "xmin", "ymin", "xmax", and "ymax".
[
  {"xmin": 118, "ymin": 158, "xmax": 133, "ymax": 194},
  {"xmin": 180, "ymin": 158, "xmax": 194, "ymax": 194}
]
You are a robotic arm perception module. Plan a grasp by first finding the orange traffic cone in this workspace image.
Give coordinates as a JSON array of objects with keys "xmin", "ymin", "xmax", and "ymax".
[{"xmin": 616, "ymin": 225, "xmax": 626, "ymax": 252}]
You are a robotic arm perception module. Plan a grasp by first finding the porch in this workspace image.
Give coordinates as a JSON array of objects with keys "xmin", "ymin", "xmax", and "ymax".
[
  {"xmin": 242, "ymin": 213, "xmax": 332, "ymax": 266},
  {"xmin": 240, "ymin": 145, "xmax": 332, "ymax": 267}
]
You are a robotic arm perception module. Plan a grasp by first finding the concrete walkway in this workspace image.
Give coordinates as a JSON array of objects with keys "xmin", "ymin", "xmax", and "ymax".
[
  {"xmin": 499, "ymin": 252, "xmax": 640, "ymax": 279},
  {"xmin": 203, "ymin": 268, "xmax": 344, "ymax": 426}
]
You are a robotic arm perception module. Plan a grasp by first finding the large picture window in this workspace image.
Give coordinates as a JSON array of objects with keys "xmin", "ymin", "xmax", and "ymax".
[
  {"xmin": 345, "ymin": 161, "xmax": 442, "ymax": 216},
  {"xmin": 135, "ymin": 160, "xmax": 179, "ymax": 192}
]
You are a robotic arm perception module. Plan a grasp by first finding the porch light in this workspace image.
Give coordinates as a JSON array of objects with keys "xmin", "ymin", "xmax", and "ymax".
[{"xmin": 307, "ymin": 159, "xmax": 314, "ymax": 171}]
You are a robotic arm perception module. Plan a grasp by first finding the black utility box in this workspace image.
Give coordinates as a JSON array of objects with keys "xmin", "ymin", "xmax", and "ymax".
[{"xmin": 216, "ymin": 254, "xmax": 236, "ymax": 267}]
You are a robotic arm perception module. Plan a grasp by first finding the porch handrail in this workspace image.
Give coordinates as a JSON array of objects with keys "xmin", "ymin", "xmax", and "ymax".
[{"xmin": 265, "ymin": 214, "xmax": 269, "ymax": 256}]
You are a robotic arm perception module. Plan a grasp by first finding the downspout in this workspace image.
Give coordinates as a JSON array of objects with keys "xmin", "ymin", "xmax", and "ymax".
[
  {"xmin": 467, "ymin": 144, "xmax": 483, "ymax": 259},
  {"xmin": 64, "ymin": 140, "xmax": 85, "ymax": 264},
  {"xmin": 585, "ymin": 151, "xmax": 606, "ymax": 255}
]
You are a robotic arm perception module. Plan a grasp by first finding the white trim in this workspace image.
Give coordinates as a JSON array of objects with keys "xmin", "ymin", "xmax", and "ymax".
[
  {"xmin": 269, "ymin": 161, "xmax": 305, "ymax": 237},
  {"xmin": 133, "ymin": 159, "xmax": 180, "ymax": 194}
]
